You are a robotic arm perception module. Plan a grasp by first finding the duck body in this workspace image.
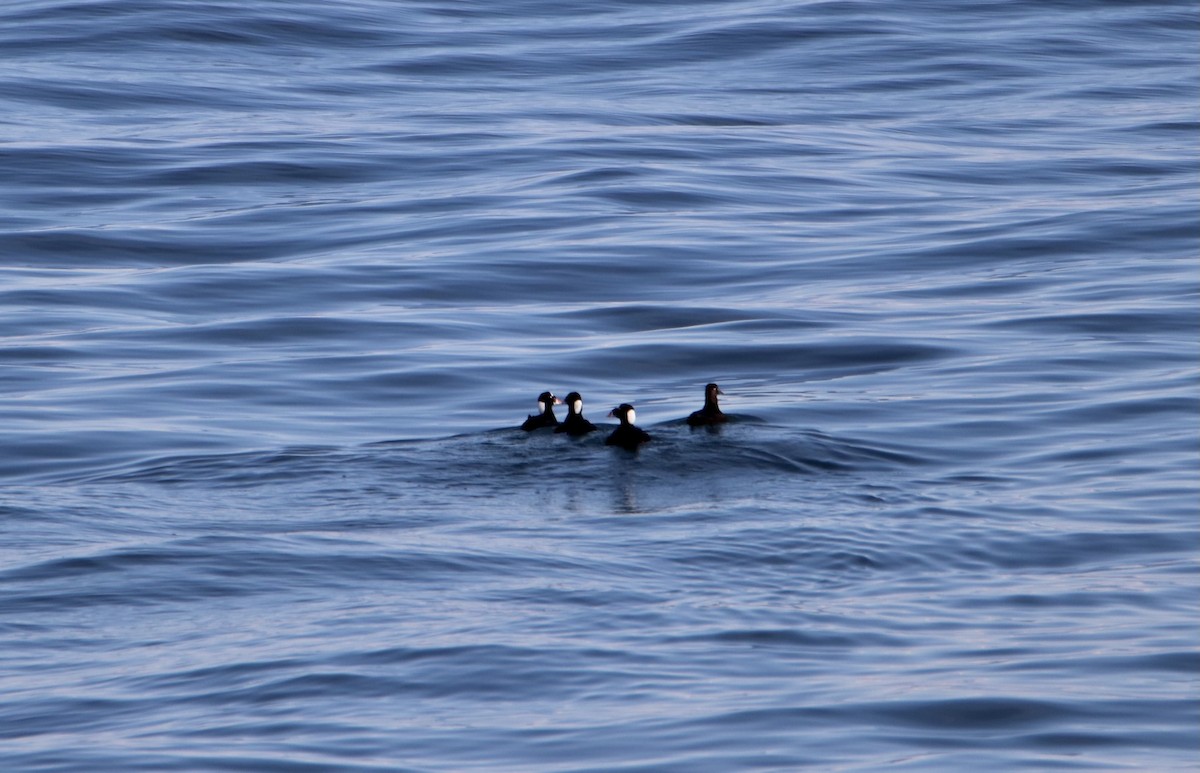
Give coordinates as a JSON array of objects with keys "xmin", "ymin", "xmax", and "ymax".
[
  {"xmin": 555, "ymin": 392, "xmax": 597, "ymax": 436},
  {"xmin": 521, "ymin": 391, "xmax": 561, "ymax": 431},
  {"xmin": 605, "ymin": 403, "xmax": 651, "ymax": 451},
  {"xmin": 686, "ymin": 383, "xmax": 727, "ymax": 427}
]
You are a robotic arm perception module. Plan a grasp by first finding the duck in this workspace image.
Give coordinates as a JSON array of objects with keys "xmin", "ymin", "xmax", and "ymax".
[
  {"xmin": 555, "ymin": 391, "xmax": 597, "ymax": 436},
  {"xmin": 605, "ymin": 403, "xmax": 651, "ymax": 451},
  {"xmin": 686, "ymin": 383, "xmax": 727, "ymax": 427},
  {"xmin": 521, "ymin": 391, "xmax": 561, "ymax": 431}
]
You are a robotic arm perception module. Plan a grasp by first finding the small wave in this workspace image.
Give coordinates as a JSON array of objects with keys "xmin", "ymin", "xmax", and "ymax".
[{"xmin": 79, "ymin": 420, "xmax": 918, "ymax": 493}]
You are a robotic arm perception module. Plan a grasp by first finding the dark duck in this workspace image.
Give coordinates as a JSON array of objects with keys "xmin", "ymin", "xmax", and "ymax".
[
  {"xmin": 555, "ymin": 391, "xmax": 597, "ymax": 436},
  {"xmin": 521, "ymin": 391, "xmax": 561, "ymax": 431},
  {"xmin": 605, "ymin": 403, "xmax": 651, "ymax": 451},
  {"xmin": 686, "ymin": 383, "xmax": 727, "ymax": 426}
]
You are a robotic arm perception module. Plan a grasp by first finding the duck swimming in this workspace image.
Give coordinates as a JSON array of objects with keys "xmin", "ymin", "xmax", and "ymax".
[
  {"xmin": 521, "ymin": 391, "xmax": 561, "ymax": 431},
  {"xmin": 686, "ymin": 383, "xmax": 727, "ymax": 426},
  {"xmin": 555, "ymin": 391, "xmax": 597, "ymax": 436},
  {"xmin": 605, "ymin": 403, "xmax": 651, "ymax": 451}
]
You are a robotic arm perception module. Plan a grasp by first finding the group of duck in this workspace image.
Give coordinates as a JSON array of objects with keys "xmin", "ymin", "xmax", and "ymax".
[{"xmin": 520, "ymin": 383, "xmax": 727, "ymax": 451}]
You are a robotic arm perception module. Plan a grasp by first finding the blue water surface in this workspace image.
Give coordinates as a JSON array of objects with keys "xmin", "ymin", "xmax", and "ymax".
[{"xmin": 1, "ymin": 0, "xmax": 1197, "ymax": 770}]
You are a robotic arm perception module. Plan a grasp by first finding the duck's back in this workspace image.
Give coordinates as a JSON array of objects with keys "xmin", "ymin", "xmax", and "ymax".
[
  {"xmin": 522, "ymin": 413, "xmax": 556, "ymax": 431},
  {"xmin": 686, "ymin": 407, "xmax": 726, "ymax": 427},
  {"xmin": 606, "ymin": 424, "xmax": 651, "ymax": 450},
  {"xmin": 556, "ymin": 415, "xmax": 597, "ymax": 436}
]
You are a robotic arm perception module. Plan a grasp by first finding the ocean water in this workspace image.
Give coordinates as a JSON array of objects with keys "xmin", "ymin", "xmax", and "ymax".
[{"xmin": 1, "ymin": 0, "xmax": 1197, "ymax": 770}]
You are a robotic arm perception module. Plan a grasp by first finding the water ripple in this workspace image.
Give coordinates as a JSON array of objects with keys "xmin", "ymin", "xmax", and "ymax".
[{"xmin": 1, "ymin": 0, "xmax": 1197, "ymax": 770}]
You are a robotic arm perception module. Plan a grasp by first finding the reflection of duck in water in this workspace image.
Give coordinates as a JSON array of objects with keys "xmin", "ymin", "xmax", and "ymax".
[
  {"xmin": 686, "ymin": 383, "xmax": 727, "ymax": 427},
  {"xmin": 555, "ymin": 392, "xmax": 597, "ymax": 436},
  {"xmin": 521, "ymin": 391, "xmax": 561, "ymax": 431},
  {"xmin": 605, "ymin": 404, "xmax": 651, "ymax": 451}
]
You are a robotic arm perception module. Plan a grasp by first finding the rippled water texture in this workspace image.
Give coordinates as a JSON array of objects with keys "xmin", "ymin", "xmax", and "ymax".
[{"xmin": 1, "ymin": 0, "xmax": 1197, "ymax": 770}]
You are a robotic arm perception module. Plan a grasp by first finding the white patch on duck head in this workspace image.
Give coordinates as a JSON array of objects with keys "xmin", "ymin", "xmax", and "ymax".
[
  {"xmin": 625, "ymin": 408, "xmax": 636, "ymax": 425},
  {"xmin": 537, "ymin": 400, "xmax": 546, "ymax": 414},
  {"xmin": 571, "ymin": 399, "xmax": 582, "ymax": 415}
]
